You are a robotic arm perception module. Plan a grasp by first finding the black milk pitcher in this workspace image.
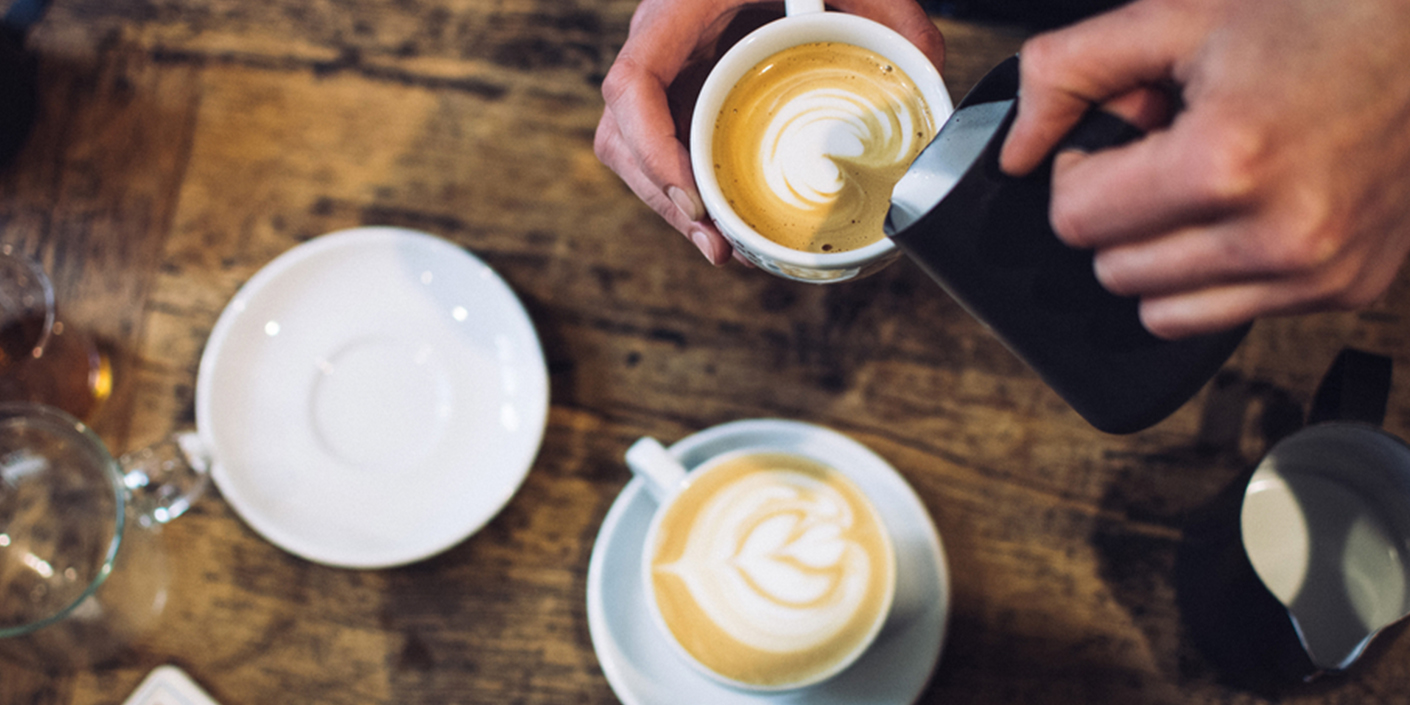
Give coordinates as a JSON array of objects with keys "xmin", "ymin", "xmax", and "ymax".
[{"xmin": 886, "ymin": 56, "xmax": 1248, "ymax": 434}]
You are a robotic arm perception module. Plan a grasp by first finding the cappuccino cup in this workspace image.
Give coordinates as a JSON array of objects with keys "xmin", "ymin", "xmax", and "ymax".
[
  {"xmin": 626, "ymin": 428, "xmax": 897, "ymax": 691},
  {"xmin": 690, "ymin": 0, "xmax": 952, "ymax": 283}
]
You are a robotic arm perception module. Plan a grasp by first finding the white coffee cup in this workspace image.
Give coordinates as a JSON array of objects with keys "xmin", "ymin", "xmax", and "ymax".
[
  {"xmin": 626, "ymin": 423, "xmax": 898, "ymax": 692},
  {"xmin": 690, "ymin": 0, "xmax": 952, "ymax": 283}
]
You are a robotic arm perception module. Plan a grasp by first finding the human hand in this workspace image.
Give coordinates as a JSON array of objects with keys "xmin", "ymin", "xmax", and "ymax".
[
  {"xmin": 1000, "ymin": 0, "xmax": 1410, "ymax": 339},
  {"xmin": 595, "ymin": 0, "xmax": 944, "ymax": 265}
]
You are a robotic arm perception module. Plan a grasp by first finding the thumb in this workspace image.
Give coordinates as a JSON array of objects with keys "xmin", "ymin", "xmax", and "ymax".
[{"xmin": 999, "ymin": 0, "xmax": 1205, "ymax": 175}]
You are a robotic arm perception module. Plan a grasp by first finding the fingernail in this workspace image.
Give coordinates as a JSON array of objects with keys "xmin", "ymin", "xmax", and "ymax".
[
  {"xmin": 667, "ymin": 186, "xmax": 703, "ymax": 222},
  {"xmin": 689, "ymin": 229, "xmax": 721, "ymax": 265}
]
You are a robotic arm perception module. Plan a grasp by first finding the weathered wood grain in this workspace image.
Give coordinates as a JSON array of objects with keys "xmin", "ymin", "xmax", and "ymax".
[{"xmin": 1, "ymin": 2, "xmax": 1407, "ymax": 704}]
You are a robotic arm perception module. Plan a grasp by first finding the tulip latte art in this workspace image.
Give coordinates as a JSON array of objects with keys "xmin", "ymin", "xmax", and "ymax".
[
  {"xmin": 648, "ymin": 452, "xmax": 895, "ymax": 687},
  {"xmin": 713, "ymin": 41, "xmax": 935, "ymax": 254}
]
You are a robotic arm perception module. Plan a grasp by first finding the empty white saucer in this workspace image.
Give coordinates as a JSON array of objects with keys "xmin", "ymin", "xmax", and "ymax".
[
  {"xmin": 196, "ymin": 227, "xmax": 549, "ymax": 569},
  {"xmin": 587, "ymin": 419, "xmax": 950, "ymax": 704}
]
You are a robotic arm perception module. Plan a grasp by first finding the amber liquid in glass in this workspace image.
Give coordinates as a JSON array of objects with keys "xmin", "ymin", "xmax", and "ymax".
[{"xmin": 0, "ymin": 314, "xmax": 112, "ymax": 420}]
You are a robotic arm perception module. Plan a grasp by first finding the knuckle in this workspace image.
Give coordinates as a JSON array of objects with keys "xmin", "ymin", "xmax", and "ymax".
[
  {"xmin": 1016, "ymin": 35, "xmax": 1067, "ymax": 88},
  {"xmin": 601, "ymin": 54, "xmax": 654, "ymax": 106},
  {"xmin": 592, "ymin": 123, "xmax": 615, "ymax": 164},
  {"xmin": 1313, "ymin": 257, "xmax": 1380, "ymax": 310},
  {"xmin": 1328, "ymin": 281, "xmax": 1379, "ymax": 310},
  {"xmin": 1242, "ymin": 213, "xmax": 1378, "ymax": 311},
  {"xmin": 592, "ymin": 110, "xmax": 625, "ymax": 166},
  {"xmin": 1255, "ymin": 206, "xmax": 1346, "ymax": 274},
  {"xmin": 1185, "ymin": 125, "xmax": 1267, "ymax": 206},
  {"xmin": 599, "ymin": 59, "xmax": 634, "ymax": 104}
]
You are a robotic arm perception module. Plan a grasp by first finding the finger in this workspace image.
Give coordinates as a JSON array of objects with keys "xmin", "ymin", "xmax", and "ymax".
[
  {"xmin": 601, "ymin": 2, "xmax": 750, "ymax": 229},
  {"xmin": 1123, "ymin": 220, "xmax": 1406, "ymax": 339},
  {"xmin": 597, "ymin": 110, "xmax": 733, "ymax": 265},
  {"xmin": 1134, "ymin": 243, "xmax": 1387, "ymax": 339},
  {"xmin": 600, "ymin": 55, "xmax": 702, "ymax": 215},
  {"xmin": 1091, "ymin": 217, "xmax": 1258, "ymax": 298},
  {"xmin": 1088, "ymin": 209, "xmax": 1383, "ymax": 303},
  {"xmin": 1000, "ymin": 0, "xmax": 1201, "ymax": 176},
  {"xmin": 1048, "ymin": 109, "xmax": 1247, "ymax": 250},
  {"xmin": 595, "ymin": 109, "xmax": 686, "ymax": 232},
  {"xmin": 693, "ymin": 223, "xmax": 735, "ymax": 267},
  {"xmin": 1138, "ymin": 277, "xmax": 1327, "ymax": 340}
]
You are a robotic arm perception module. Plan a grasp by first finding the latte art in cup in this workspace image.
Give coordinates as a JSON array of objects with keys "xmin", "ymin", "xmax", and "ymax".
[
  {"xmin": 712, "ymin": 41, "xmax": 935, "ymax": 254},
  {"xmin": 647, "ymin": 452, "xmax": 895, "ymax": 688}
]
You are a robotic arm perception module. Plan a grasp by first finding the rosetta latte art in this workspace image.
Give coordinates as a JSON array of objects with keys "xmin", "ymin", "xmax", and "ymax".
[
  {"xmin": 714, "ymin": 42, "xmax": 935, "ymax": 254},
  {"xmin": 660, "ymin": 470, "xmax": 872, "ymax": 652},
  {"xmin": 649, "ymin": 452, "xmax": 894, "ymax": 687}
]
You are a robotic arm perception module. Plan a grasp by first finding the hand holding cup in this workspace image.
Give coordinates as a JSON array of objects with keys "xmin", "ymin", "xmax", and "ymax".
[{"xmin": 595, "ymin": 0, "xmax": 948, "ymax": 273}]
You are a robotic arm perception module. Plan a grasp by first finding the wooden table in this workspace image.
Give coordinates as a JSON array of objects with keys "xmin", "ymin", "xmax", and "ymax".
[{"xmin": 2, "ymin": 1, "xmax": 1408, "ymax": 703}]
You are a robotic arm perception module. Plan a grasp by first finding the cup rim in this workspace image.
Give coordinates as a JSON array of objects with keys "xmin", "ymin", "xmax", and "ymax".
[
  {"xmin": 1238, "ymin": 420, "xmax": 1410, "ymax": 669},
  {"xmin": 0, "ymin": 402, "xmax": 125, "ymax": 638},
  {"xmin": 689, "ymin": 12, "xmax": 952, "ymax": 271},
  {"xmin": 0, "ymin": 244, "xmax": 55, "ymax": 360},
  {"xmin": 639, "ymin": 440, "xmax": 899, "ymax": 692},
  {"xmin": 1245, "ymin": 421, "xmax": 1410, "ymax": 500}
]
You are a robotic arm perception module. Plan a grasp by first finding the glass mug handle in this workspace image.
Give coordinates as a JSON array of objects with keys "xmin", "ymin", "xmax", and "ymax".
[
  {"xmin": 0, "ymin": 403, "xmax": 208, "ymax": 670},
  {"xmin": 118, "ymin": 430, "xmax": 212, "ymax": 527}
]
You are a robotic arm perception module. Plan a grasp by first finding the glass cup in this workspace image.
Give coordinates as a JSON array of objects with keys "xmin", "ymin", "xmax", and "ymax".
[
  {"xmin": 0, "ymin": 403, "xmax": 209, "ymax": 671},
  {"xmin": 689, "ymin": 0, "xmax": 953, "ymax": 283},
  {"xmin": 0, "ymin": 245, "xmax": 112, "ymax": 421}
]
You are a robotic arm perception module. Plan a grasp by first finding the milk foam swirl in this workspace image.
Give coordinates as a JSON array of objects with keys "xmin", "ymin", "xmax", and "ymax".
[
  {"xmin": 657, "ymin": 468, "xmax": 875, "ymax": 653},
  {"xmin": 761, "ymin": 82, "xmax": 923, "ymax": 216},
  {"xmin": 712, "ymin": 42, "xmax": 934, "ymax": 253}
]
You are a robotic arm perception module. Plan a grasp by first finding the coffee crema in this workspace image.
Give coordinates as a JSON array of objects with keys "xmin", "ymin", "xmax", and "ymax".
[
  {"xmin": 648, "ymin": 452, "xmax": 894, "ymax": 687},
  {"xmin": 712, "ymin": 41, "xmax": 935, "ymax": 254}
]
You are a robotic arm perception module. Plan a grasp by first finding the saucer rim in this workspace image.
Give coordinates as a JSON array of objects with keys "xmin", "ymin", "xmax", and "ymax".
[{"xmin": 196, "ymin": 226, "xmax": 549, "ymax": 569}]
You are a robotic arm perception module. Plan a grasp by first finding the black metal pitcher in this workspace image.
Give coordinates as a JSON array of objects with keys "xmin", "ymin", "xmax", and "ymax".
[{"xmin": 886, "ymin": 56, "xmax": 1249, "ymax": 434}]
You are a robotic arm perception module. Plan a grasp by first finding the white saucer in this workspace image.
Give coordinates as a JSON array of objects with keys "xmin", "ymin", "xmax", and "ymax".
[
  {"xmin": 587, "ymin": 419, "xmax": 950, "ymax": 704},
  {"xmin": 196, "ymin": 227, "xmax": 549, "ymax": 569}
]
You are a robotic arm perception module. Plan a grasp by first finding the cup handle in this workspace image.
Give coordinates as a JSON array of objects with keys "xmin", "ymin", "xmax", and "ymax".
[
  {"xmin": 784, "ymin": 0, "xmax": 825, "ymax": 16},
  {"xmin": 1307, "ymin": 347, "xmax": 1392, "ymax": 426},
  {"xmin": 118, "ymin": 430, "xmax": 211, "ymax": 527},
  {"xmin": 625, "ymin": 436, "xmax": 688, "ymax": 504}
]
